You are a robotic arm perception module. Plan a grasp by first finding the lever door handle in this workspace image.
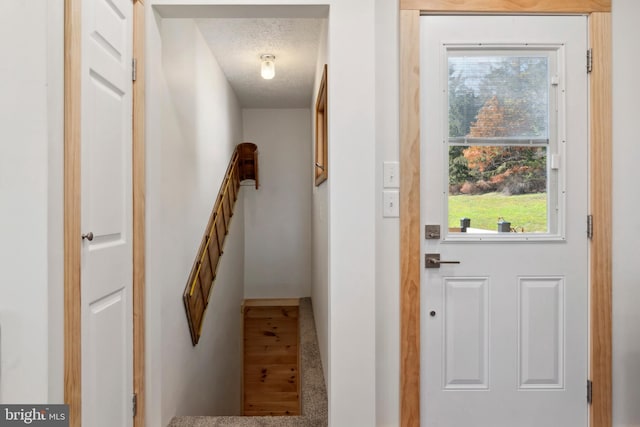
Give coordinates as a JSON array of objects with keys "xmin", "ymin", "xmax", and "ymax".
[{"xmin": 425, "ymin": 253, "xmax": 460, "ymax": 268}]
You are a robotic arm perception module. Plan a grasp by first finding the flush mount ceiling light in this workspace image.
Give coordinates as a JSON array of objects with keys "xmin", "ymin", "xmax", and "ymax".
[{"xmin": 260, "ymin": 54, "xmax": 276, "ymax": 80}]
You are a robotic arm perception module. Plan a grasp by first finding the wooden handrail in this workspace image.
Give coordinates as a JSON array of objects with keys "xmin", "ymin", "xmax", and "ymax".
[{"xmin": 183, "ymin": 143, "xmax": 258, "ymax": 345}]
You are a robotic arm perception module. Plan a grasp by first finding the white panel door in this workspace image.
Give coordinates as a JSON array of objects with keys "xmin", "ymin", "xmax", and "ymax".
[
  {"xmin": 80, "ymin": 0, "xmax": 133, "ymax": 425},
  {"xmin": 420, "ymin": 16, "xmax": 588, "ymax": 427}
]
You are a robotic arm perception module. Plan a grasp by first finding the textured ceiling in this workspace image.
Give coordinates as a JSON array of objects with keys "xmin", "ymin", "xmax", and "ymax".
[{"xmin": 196, "ymin": 18, "xmax": 324, "ymax": 108}]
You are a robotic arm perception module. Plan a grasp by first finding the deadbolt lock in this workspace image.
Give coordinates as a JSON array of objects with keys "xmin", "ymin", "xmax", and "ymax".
[{"xmin": 425, "ymin": 225, "xmax": 441, "ymax": 240}]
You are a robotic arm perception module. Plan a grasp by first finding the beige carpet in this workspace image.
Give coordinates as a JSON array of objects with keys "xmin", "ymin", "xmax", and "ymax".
[{"xmin": 168, "ymin": 298, "xmax": 328, "ymax": 427}]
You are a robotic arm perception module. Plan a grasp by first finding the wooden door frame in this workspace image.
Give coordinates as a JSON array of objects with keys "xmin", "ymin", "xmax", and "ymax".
[
  {"xmin": 64, "ymin": 1, "xmax": 146, "ymax": 426},
  {"xmin": 399, "ymin": 1, "xmax": 612, "ymax": 427}
]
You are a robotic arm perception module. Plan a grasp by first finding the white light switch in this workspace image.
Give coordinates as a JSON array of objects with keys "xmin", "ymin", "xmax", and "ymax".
[
  {"xmin": 383, "ymin": 190, "xmax": 400, "ymax": 217},
  {"xmin": 383, "ymin": 161, "xmax": 400, "ymax": 188}
]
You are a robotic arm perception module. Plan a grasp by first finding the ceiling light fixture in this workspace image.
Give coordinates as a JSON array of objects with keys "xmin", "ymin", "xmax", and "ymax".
[{"xmin": 260, "ymin": 54, "xmax": 276, "ymax": 80}]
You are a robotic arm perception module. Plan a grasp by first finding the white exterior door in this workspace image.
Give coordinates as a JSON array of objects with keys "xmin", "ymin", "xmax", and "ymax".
[
  {"xmin": 80, "ymin": 0, "xmax": 133, "ymax": 425},
  {"xmin": 420, "ymin": 16, "xmax": 589, "ymax": 427}
]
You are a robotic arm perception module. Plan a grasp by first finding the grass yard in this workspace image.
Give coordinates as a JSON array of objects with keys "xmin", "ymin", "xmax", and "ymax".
[{"xmin": 448, "ymin": 192, "xmax": 547, "ymax": 232}]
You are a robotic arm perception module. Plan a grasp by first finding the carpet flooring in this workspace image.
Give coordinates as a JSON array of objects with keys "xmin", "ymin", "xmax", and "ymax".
[{"xmin": 168, "ymin": 298, "xmax": 328, "ymax": 427}]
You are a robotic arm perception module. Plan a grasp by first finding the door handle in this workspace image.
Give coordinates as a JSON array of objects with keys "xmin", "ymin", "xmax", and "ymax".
[
  {"xmin": 425, "ymin": 253, "xmax": 460, "ymax": 268},
  {"xmin": 82, "ymin": 232, "xmax": 94, "ymax": 241}
]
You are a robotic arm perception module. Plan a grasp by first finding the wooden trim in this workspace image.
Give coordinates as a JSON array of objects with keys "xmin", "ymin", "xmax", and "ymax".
[
  {"xmin": 400, "ymin": 0, "xmax": 610, "ymax": 12},
  {"xmin": 133, "ymin": 1, "xmax": 146, "ymax": 426},
  {"xmin": 399, "ymin": 4, "xmax": 612, "ymax": 427},
  {"xmin": 65, "ymin": 2, "xmax": 144, "ymax": 426},
  {"xmin": 240, "ymin": 301, "xmax": 245, "ymax": 412},
  {"xmin": 399, "ymin": 9, "xmax": 421, "ymax": 427},
  {"xmin": 589, "ymin": 12, "xmax": 612, "ymax": 427},
  {"xmin": 64, "ymin": 0, "xmax": 82, "ymax": 425},
  {"xmin": 315, "ymin": 64, "xmax": 328, "ymax": 186},
  {"xmin": 243, "ymin": 298, "xmax": 301, "ymax": 307}
]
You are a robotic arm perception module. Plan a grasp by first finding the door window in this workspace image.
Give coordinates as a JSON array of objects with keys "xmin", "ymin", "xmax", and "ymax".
[{"xmin": 445, "ymin": 48, "xmax": 563, "ymax": 240}]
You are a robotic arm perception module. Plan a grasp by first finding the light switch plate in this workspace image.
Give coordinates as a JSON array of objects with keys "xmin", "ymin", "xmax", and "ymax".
[
  {"xmin": 383, "ymin": 190, "xmax": 400, "ymax": 217},
  {"xmin": 383, "ymin": 161, "xmax": 400, "ymax": 188}
]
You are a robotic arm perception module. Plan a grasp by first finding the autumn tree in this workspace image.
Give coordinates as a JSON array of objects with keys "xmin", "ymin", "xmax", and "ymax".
[
  {"xmin": 477, "ymin": 56, "xmax": 548, "ymax": 137},
  {"xmin": 448, "ymin": 56, "xmax": 548, "ymax": 195},
  {"xmin": 462, "ymin": 95, "xmax": 546, "ymax": 194}
]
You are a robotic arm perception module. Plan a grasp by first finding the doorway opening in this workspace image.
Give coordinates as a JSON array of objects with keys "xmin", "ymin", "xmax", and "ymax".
[{"xmin": 147, "ymin": 4, "xmax": 329, "ymax": 425}]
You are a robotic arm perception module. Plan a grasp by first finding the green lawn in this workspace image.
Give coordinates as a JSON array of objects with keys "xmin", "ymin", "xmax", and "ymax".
[{"xmin": 448, "ymin": 192, "xmax": 547, "ymax": 232}]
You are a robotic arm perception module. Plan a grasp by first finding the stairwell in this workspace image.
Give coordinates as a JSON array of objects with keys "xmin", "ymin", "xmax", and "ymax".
[
  {"xmin": 169, "ymin": 298, "xmax": 327, "ymax": 427},
  {"xmin": 174, "ymin": 143, "xmax": 325, "ymax": 426}
]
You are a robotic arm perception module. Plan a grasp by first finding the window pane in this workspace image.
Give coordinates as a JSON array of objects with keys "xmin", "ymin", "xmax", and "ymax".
[
  {"xmin": 448, "ymin": 145, "xmax": 548, "ymax": 233},
  {"xmin": 447, "ymin": 52, "xmax": 553, "ymax": 236},
  {"xmin": 448, "ymin": 55, "xmax": 549, "ymax": 139}
]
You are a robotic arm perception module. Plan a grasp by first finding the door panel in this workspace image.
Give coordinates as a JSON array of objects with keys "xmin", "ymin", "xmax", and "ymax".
[
  {"xmin": 518, "ymin": 277, "xmax": 564, "ymax": 389},
  {"xmin": 420, "ymin": 15, "xmax": 588, "ymax": 427},
  {"xmin": 443, "ymin": 277, "xmax": 489, "ymax": 389},
  {"xmin": 81, "ymin": 0, "xmax": 133, "ymax": 425},
  {"xmin": 87, "ymin": 290, "xmax": 128, "ymax": 424}
]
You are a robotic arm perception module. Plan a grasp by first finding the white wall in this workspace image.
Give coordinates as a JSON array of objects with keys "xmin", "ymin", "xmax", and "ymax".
[
  {"xmin": 46, "ymin": 0, "xmax": 65, "ymax": 405},
  {"xmin": 311, "ymin": 17, "xmax": 330, "ymax": 385},
  {"xmin": 0, "ymin": 0, "xmax": 64, "ymax": 404},
  {"xmin": 612, "ymin": 1, "xmax": 640, "ymax": 426},
  {"xmin": 145, "ymin": 17, "xmax": 245, "ymax": 425},
  {"xmin": 374, "ymin": 0, "xmax": 400, "ymax": 425},
  {"xmin": 242, "ymin": 109, "xmax": 312, "ymax": 299},
  {"xmin": 325, "ymin": 3, "xmax": 377, "ymax": 426}
]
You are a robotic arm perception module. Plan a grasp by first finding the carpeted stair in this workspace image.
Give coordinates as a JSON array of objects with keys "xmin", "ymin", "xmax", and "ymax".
[{"xmin": 168, "ymin": 298, "xmax": 327, "ymax": 427}]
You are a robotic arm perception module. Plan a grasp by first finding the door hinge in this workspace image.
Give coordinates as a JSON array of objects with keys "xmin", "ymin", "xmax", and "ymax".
[
  {"xmin": 587, "ymin": 379, "xmax": 593, "ymax": 404},
  {"xmin": 132, "ymin": 58, "xmax": 137, "ymax": 82},
  {"xmin": 587, "ymin": 48, "xmax": 593, "ymax": 73},
  {"xmin": 132, "ymin": 392, "xmax": 137, "ymax": 417},
  {"xmin": 587, "ymin": 214, "xmax": 593, "ymax": 240}
]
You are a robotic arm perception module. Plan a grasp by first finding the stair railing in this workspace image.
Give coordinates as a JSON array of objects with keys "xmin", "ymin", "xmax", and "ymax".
[{"xmin": 183, "ymin": 143, "xmax": 258, "ymax": 345}]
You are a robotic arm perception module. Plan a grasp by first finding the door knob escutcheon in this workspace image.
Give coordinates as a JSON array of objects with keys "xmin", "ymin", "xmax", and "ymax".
[{"xmin": 425, "ymin": 253, "xmax": 460, "ymax": 268}]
